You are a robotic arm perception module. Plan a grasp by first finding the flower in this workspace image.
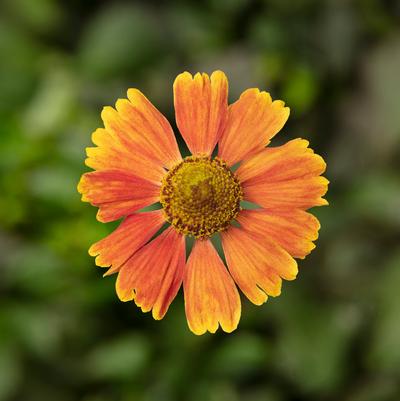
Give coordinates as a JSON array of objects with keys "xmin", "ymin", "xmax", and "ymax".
[{"xmin": 78, "ymin": 70, "xmax": 328, "ymax": 335}]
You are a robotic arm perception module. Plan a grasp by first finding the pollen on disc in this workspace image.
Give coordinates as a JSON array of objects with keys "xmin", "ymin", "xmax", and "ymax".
[{"xmin": 160, "ymin": 156, "xmax": 243, "ymax": 238}]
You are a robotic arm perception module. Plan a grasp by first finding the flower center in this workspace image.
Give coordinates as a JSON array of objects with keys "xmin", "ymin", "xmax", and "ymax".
[{"xmin": 160, "ymin": 156, "xmax": 243, "ymax": 238}]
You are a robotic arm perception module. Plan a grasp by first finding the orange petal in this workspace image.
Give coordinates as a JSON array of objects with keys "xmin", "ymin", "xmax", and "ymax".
[
  {"xmin": 78, "ymin": 169, "xmax": 160, "ymax": 222},
  {"xmin": 116, "ymin": 227, "xmax": 185, "ymax": 320},
  {"xmin": 85, "ymin": 127, "xmax": 165, "ymax": 183},
  {"xmin": 117, "ymin": 89, "xmax": 182, "ymax": 169},
  {"xmin": 183, "ymin": 240, "xmax": 241, "ymax": 335},
  {"xmin": 221, "ymin": 227, "xmax": 298, "ymax": 306},
  {"xmin": 89, "ymin": 210, "xmax": 165, "ymax": 274},
  {"xmin": 237, "ymin": 138, "xmax": 328, "ymax": 210},
  {"xmin": 237, "ymin": 209, "xmax": 321, "ymax": 259},
  {"xmin": 174, "ymin": 71, "xmax": 228, "ymax": 156},
  {"xmin": 85, "ymin": 87, "xmax": 182, "ymax": 183},
  {"xmin": 218, "ymin": 88, "xmax": 290, "ymax": 166}
]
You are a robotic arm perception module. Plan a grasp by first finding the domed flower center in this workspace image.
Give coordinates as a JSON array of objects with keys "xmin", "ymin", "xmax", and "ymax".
[{"xmin": 160, "ymin": 156, "xmax": 243, "ymax": 238}]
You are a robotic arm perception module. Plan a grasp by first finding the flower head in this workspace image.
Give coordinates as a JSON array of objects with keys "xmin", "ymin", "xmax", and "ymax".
[{"xmin": 78, "ymin": 70, "xmax": 328, "ymax": 335}]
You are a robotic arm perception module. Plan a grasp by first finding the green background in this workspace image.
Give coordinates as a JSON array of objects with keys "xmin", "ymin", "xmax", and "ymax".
[{"xmin": 1, "ymin": 0, "xmax": 400, "ymax": 400}]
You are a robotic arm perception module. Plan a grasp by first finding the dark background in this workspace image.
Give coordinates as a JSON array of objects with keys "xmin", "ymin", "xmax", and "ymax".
[{"xmin": 1, "ymin": 0, "xmax": 400, "ymax": 400}]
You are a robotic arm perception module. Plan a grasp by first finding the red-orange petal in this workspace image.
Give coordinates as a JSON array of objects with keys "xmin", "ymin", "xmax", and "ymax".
[
  {"xmin": 116, "ymin": 227, "xmax": 185, "ymax": 320},
  {"xmin": 174, "ymin": 71, "xmax": 228, "ymax": 156},
  {"xmin": 78, "ymin": 169, "xmax": 160, "ymax": 222},
  {"xmin": 237, "ymin": 209, "xmax": 321, "ymax": 259},
  {"xmin": 237, "ymin": 138, "xmax": 329, "ymax": 210},
  {"xmin": 221, "ymin": 227, "xmax": 298, "ymax": 306},
  {"xmin": 89, "ymin": 210, "xmax": 165, "ymax": 275},
  {"xmin": 218, "ymin": 88, "xmax": 290, "ymax": 166},
  {"xmin": 183, "ymin": 240, "xmax": 241, "ymax": 335}
]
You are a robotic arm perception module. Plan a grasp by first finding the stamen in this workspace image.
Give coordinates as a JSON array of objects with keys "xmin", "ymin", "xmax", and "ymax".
[{"xmin": 160, "ymin": 156, "xmax": 243, "ymax": 238}]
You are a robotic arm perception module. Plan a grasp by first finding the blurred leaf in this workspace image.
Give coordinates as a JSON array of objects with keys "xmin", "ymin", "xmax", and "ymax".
[
  {"xmin": 0, "ymin": 19, "xmax": 40, "ymax": 109},
  {"xmin": 348, "ymin": 173, "xmax": 400, "ymax": 227},
  {"xmin": 79, "ymin": 4, "xmax": 163, "ymax": 79},
  {"xmin": 210, "ymin": 333, "xmax": 269, "ymax": 379},
  {"xmin": 272, "ymin": 290, "xmax": 357, "ymax": 394},
  {"xmin": 167, "ymin": 4, "xmax": 228, "ymax": 56},
  {"xmin": 85, "ymin": 333, "xmax": 151, "ymax": 381},
  {"xmin": 345, "ymin": 377, "xmax": 399, "ymax": 401},
  {"xmin": 242, "ymin": 388, "xmax": 283, "ymax": 401},
  {"xmin": 282, "ymin": 65, "xmax": 319, "ymax": 116},
  {"xmin": 250, "ymin": 16, "xmax": 288, "ymax": 53},
  {"xmin": 2, "ymin": 0, "xmax": 62, "ymax": 34},
  {"xmin": 2, "ymin": 303, "xmax": 65, "ymax": 358},
  {"xmin": 28, "ymin": 164, "xmax": 79, "ymax": 206},
  {"xmin": 0, "ymin": 343, "xmax": 21, "ymax": 401},
  {"xmin": 207, "ymin": 0, "xmax": 249, "ymax": 14},
  {"xmin": 23, "ymin": 65, "xmax": 79, "ymax": 138},
  {"xmin": 330, "ymin": 35, "xmax": 400, "ymax": 179},
  {"xmin": 368, "ymin": 250, "xmax": 400, "ymax": 372},
  {"xmin": 2, "ymin": 241, "xmax": 66, "ymax": 296},
  {"xmin": 190, "ymin": 380, "xmax": 239, "ymax": 401},
  {"xmin": 317, "ymin": 1, "xmax": 360, "ymax": 74}
]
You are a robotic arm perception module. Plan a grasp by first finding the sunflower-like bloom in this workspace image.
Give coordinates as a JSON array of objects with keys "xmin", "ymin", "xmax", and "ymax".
[{"xmin": 78, "ymin": 71, "xmax": 328, "ymax": 335}]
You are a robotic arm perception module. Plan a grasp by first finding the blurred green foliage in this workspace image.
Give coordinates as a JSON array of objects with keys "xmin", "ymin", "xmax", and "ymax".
[{"xmin": 1, "ymin": 0, "xmax": 400, "ymax": 400}]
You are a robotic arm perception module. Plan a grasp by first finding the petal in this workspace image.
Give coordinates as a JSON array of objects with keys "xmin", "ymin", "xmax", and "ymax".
[
  {"xmin": 78, "ymin": 169, "xmax": 160, "ymax": 222},
  {"xmin": 174, "ymin": 71, "xmax": 228, "ymax": 156},
  {"xmin": 218, "ymin": 88, "xmax": 290, "ymax": 166},
  {"xmin": 85, "ymin": 127, "xmax": 165, "ymax": 183},
  {"xmin": 116, "ymin": 227, "xmax": 185, "ymax": 320},
  {"xmin": 85, "ymin": 88, "xmax": 182, "ymax": 183},
  {"xmin": 183, "ymin": 240, "xmax": 241, "ymax": 335},
  {"xmin": 117, "ymin": 89, "xmax": 182, "ymax": 169},
  {"xmin": 89, "ymin": 210, "xmax": 166, "ymax": 275},
  {"xmin": 237, "ymin": 209, "xmax": 321, "ymax": 259},
  {"xmin": 237, "ymin": 138, "xmax": 329, "ymax": 210},
  {"xmin": 221, "ymin": 227, "xmax": 298, "ymax": 306}
]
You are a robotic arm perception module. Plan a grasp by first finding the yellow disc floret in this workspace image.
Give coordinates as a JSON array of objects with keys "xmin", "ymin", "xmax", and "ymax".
[{"xmin": 160, "ymin": 156, "xmax": 243, "ymax": 238}]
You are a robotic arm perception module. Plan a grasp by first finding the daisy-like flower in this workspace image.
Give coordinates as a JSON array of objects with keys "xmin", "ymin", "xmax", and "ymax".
[{"xmin": 78, "ymin": 70, "xmax": 328, "ymax": 335}]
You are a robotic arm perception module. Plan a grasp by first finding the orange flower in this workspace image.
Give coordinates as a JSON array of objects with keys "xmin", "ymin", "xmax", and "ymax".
[{"xmin": 78, "ymin": 71, "xmax": 328, "ymax": 335}]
